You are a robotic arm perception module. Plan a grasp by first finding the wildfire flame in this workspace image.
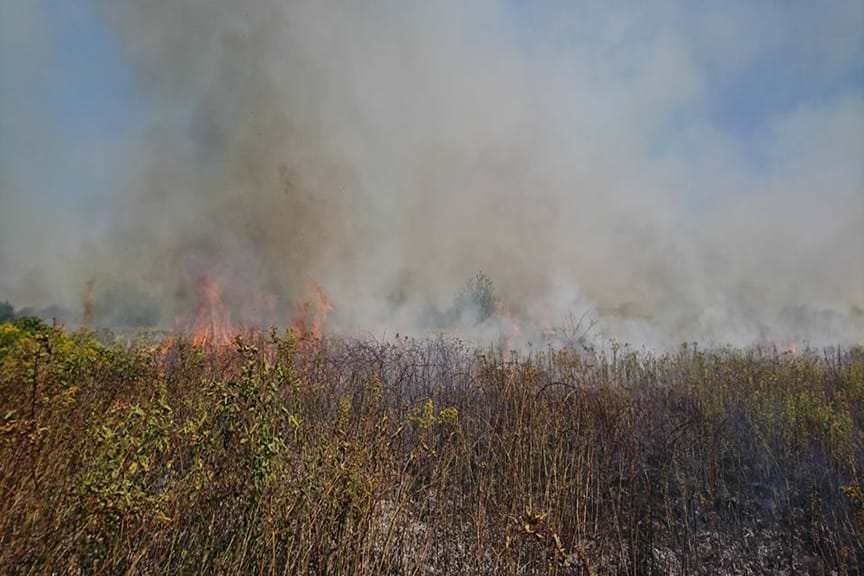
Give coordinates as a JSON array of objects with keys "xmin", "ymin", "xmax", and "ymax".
[
  {"xmin": 175, "ymin": 276, "xmax": 332, "ymax": 351},
  {"xmin": 291, "ymin": 282, "xmax": 333, "ymax": 343},
  {"xmin": 189, "ymin": 276, "xmax": 236, "ymax": 349}
]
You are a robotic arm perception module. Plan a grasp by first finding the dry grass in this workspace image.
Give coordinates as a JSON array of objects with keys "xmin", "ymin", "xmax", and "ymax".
[{"xmin": 1, "ymin": 319, "xmax": 862, "ymax": 574}]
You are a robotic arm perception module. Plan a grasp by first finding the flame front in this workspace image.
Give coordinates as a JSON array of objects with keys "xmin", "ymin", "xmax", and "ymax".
[
  {"xmin": 190, "ymin": 276, "xmax": 235, "ymax": 348},
  {"xmin": 291, "ymin": 282, "xmax": 333, "ymax": 343}
]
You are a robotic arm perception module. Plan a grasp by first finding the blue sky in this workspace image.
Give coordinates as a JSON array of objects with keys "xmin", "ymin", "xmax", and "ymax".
[
  {"xmin": 3, "ymin": 0, "xmax": 862, "ymax": 205},
  {"xmin": 1, "ymin": 0, "xmax": 132, "ymax": 214},
  {"xmin": 42, "ymin": 0, "xmax": 134, "ymax": 139},
  {"xmin": 11, "ymin": 1, "xmax": 864, "ymax": 156}
]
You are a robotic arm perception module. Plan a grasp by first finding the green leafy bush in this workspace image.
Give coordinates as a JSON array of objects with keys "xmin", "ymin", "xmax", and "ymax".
[{"xmin": 0, "ymin": 329, "xmax": 861, "ymax": 574}]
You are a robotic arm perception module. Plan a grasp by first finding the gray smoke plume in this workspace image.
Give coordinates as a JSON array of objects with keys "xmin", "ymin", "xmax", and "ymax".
[{"xmin": 1, "ymin": 0, "xmax": 862, "ymax": 347}]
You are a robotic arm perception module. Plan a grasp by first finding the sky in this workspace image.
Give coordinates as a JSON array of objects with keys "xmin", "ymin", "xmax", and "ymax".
[
  {"xmin": 1, "ymin": 0, "xmax": 134, "ymax": 300},
  {"xmin": 0, "ymin": 0, "xmax": 862, "ymax": 346},
  {"xmin": 3, "ymin": 1, "xmax": 861, "ymax": 206}
]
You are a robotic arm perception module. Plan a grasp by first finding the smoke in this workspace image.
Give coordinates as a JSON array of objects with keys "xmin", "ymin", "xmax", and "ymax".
[{"xmin": 1, "ymin": 0, "xmax": 862, "ymax": 347}]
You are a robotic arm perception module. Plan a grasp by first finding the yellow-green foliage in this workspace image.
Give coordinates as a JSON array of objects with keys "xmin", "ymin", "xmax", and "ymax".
[
  {"xmin": 850, "ymin": 348, "xmax": 864, "ymax": 404},
  {"xmin": 77, "ymin": 392, "xmax": 175, "ymax": 521},
  {"xmin": 0, "ymin": 328, "xmax": 861, "ymax": 574},
  {"xmin": 780, "ymin": 389, "xmax": 856, "ymax": 458},
  {"xmin": 408, "ymin": 399, "xmax": 461, "ymax": 456}
]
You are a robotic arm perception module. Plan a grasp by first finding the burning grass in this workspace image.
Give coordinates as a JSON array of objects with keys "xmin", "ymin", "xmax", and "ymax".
[{"xmin": 0, "ymin": 318, "xmax": 862, "ymax": 574}]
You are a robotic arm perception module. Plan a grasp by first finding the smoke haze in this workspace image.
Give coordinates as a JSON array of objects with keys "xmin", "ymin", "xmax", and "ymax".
[{"xmin": 1, "ymin": 0, "xmax": 863, "ymax": 347}]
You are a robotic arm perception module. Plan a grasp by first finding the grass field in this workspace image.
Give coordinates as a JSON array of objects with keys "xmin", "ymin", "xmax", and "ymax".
[{"xmin": 1, "ymin": 318, "xmax": 862, "ymax": 574}]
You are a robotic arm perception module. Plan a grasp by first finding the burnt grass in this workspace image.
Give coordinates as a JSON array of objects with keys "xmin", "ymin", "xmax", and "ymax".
[{"xmin": 1, "ymin": 320, "xmax": 862, "ymax": 575}]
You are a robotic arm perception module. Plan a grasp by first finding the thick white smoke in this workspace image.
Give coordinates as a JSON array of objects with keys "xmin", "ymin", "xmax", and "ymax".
[{"xmin": 1, "ymin": 0, "xmax": 862, "ymax": 348}]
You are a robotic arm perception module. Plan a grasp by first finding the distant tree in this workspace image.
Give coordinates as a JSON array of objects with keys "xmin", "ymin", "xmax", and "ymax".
[
  {"xmin": 450, "ymin": 271, "xmax": 499, "ymax": 325},
  {"xmin": 13, "ymin": 315, "xmax": 47, "ymax": 333},
  {"xmin": 0, "ymin": 301, "xmax": 14, "ymax": 323}
]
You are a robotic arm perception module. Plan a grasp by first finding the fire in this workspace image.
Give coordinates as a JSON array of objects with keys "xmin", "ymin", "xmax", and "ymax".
[
  {"xmin": 291, "ymin": 282, "xmax": 333, "ymax": 343},
  {"xmin": 175, "ymin": 276, "xmax": 331, "ymax": 351},
  {"xmin": 189, "ymin": 276, "xmax": 236, "ymax": 349}
]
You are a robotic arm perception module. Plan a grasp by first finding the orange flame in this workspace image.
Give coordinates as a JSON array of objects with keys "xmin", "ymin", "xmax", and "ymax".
[
  {"xmin": 291, "ymin": 282, "xmax": 333, "ymax": 343},
  {"xmin": 189, "ymin": 276, "xmax": 235, "ymax": 349}
]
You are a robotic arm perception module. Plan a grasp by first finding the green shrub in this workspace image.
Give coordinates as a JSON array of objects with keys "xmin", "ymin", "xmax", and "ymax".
[{"xmin": 0, "ymin": 330, "xmax": 861, "ymax": 574}]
